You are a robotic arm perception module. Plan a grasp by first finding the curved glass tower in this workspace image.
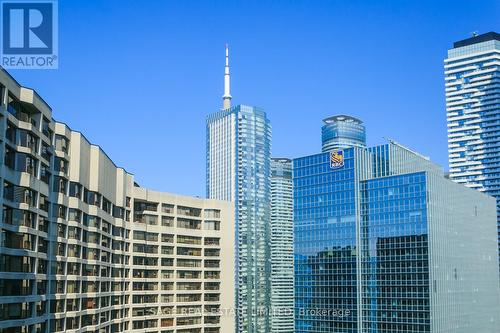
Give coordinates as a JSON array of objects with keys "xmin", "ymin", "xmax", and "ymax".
[{"xmin": 321, "ymin": 115, "xmax": 366, "ymax": 152}]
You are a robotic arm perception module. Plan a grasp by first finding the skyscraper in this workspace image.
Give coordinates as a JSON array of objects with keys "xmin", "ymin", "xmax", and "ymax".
[
  {"xmin": 321, "ymin": 115, "xmax": 366, "ymax": 152},
  {"xmin": 294, "ymin": 116, "xmax": 500, "ymax": 332},
  {"xmin": 445, "ymin": 32, "xmax": 500, "ymax": 264},
  {"xmin": 270, "ymin": 158, "xmax": 294, "ymax": 333},
  {"xmin": 206, "ymin": 46, "xmax": 272, "ymax": 333}
]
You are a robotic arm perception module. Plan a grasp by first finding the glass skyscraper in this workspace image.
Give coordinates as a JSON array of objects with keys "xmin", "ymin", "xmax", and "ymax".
[
  {"xmin": 321, "ymin": 115, "xmax": 366, "ymax": 152},
  {"xmin": 294, "ymin": 116, "xmax": 500, "ymax": 332},
  {"xmin": 206, "ymin": 103, "xmax": 272, "ymax": 333},
  {"xmin": 270, "ymin": 158, "xmax": 294, "ymax": 333},
  {"xmin": 445, "ymin": 32, "xmax": 500, "ymax": 264}
]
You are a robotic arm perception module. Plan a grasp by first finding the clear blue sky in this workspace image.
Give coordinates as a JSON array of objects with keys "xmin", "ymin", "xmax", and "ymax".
[{"xmin": 9, "ymin": 0, "xmax": 499, "ymax": 197}]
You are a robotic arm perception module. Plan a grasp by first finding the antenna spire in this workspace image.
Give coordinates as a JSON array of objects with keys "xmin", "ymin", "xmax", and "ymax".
[{"xmin": 222, "ymin": 43, "xmax": 232, "ymax": 109}]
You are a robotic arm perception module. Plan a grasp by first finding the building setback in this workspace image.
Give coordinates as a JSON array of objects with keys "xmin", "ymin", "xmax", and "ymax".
[
  {"xmin": 206, "ymin": 46, "xmax": 272, "ymax": 333},
  {"xmin": 0, "ymin": 69, "xmax": 235, "ymax": 333},
  {"xmin": 294, "ymin": 116, "xmax": 500, "ymax": 333},
  {"xmin": 445, "ymin": 32, "xmax": 500, "ymax": 266},
  {"xmin": 270, "ymin": 158, "xmax": 294, "ymax": 333}
]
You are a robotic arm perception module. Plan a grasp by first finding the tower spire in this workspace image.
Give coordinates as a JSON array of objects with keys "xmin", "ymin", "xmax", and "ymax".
[{"xmin": 222, "ymin": 43, "xmax": 232, "ymax": 109}]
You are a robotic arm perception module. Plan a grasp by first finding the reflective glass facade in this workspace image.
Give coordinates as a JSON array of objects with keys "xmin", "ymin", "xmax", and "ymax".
[
  {"xmin": 294, "ymin": 141, "xmax": 500, "ymax": 333},
  {"xmin": 207, "ymin": 105, "xmax": 272, "ymax": 333},
  {"xmin": 294, "ymin": 149, "xmax": 358, "ymax": 333},
  {"xmin": 321, "ymin": 115, "xmax": 366, "ymax": 152},
  {"xmin": 360, "ymin": 173, "xmax": 430, "ymax": 332}
]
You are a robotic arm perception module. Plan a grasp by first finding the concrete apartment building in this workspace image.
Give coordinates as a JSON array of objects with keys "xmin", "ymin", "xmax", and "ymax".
[{"xmin": 0, "ymin": 69, "xmax": 235, "ymax": 333}]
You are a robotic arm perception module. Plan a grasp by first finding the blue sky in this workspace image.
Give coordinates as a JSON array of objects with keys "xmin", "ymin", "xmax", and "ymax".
[{"xmin": 9, "ymin": 0, "xmax": 499, "ymax": 196}]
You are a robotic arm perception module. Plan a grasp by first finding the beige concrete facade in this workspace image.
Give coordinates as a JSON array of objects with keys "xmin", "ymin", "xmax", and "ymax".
[{"xmin": 0, "ymin": 69, "xmax": 235, "ymax": 333}]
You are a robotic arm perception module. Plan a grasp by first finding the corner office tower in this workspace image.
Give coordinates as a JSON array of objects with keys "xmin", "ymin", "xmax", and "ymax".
[
  {"xmin": 206, "ymin": 45, "xmax": 272, "ymax": 333},
  {"xmin": 295, "ymin": 115, "xmax": 500, "ymax": 332},
  {"xmin": 445, "ymin": 32, "xmax": 500, "ymax": 264}
]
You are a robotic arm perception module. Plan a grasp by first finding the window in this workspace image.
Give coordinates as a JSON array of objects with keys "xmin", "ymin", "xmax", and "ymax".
[
  {"xmin": 4, "ymin": 146, "xmax": 15, "ymax": 169},
  {"xmin": 102, "ymin": 197, "xmax": 111, "ymax": 214},
  {"xmin": 177, "ymin": 206, "xmax": 201, "ymax": 217},
  {"xmin": 2, "ymin": 231, "xmax": 36, "ymax": 251},
  {"xmin": 68, "ymin": 208, "xmax": 81, "ymax": 222},
  {"xmin": 204, "ymin": 221, "xmax": 220, "ymax": 230},
  {"xmin": 69, "ymin": 182, "xmax": 82, "ymax": 198},
  {"xmin": 42, "ymin": 117, "xmax": 52, "ymax": 139},
  {"xmin": 15, "ymin": 153, "xmax": 37, "ymax": 176},
  {"xmin": 177, "ymin": 259, "xmax": 201, "ymax": 267},
  {"xmin": 3, "ymin": 206, "xmax": 36, "ymax": 228},
  {"xmin": 18, "ymin": 129, "xmax": 38, "ymax": 153},
  {"xmin": 54, "ymin": 157, "xmax": 68, "ymax": 174},
  {"xmin": 177, "ymin": 218, "xmax": 200, "ymax": 230},
  {"xmin": 84, "ymin": 189, "xmax": 101, "ymax": 206},
  {"xmin": 41, "ymin": 142, "xmax": 51, "ymax": 161},
  {"xmin": 161, "ymin": 216, "xmax": 173, "ymax": 227},
  {"xmin": 8, "ymin": 94, "xmax": 36, "ymax": 127},
  {"xmin": 161, "ymin": 203, "xmax": 174, "ymax": 214},
  {"xmin": 204, "ymin": 209, "xmax": 220, "ymax": 219},
  {"xmin": 54, "ymin": 135, "xmax": 69, "ymax": 153},
  {"xmin": 135, "ymin": 214, "xmax": 157, "ymax": 225},
  {"xmin": 40, "ymin": 163, "xmax": 51, "ymax": 184},
  {"xmin": 5, "ymin": 122, "xmax": 16, "ymax": 143},
  {"xmin": 177, "ymin": 235, "xmax": 201, "ymax": 245},
  {"xmin": 53, "ymin": 176, "xmax": 67, "ymax": 194},
  {"xmin": 113, "ymin": 206, "xmax": 124, "ymax": 219},
  {"xmin": 134, "ymin": 200, "xmax": 158, "ymax": 212},
  {"xmin": 161, "ymin": 234, "xmax": 174, "ymax": 243},
  {"xmin": 133, "ymin": 231, "xmax": 158, "ymax": 242},
  {"xmin": 39, "ymin": 195, "xmax": 49, "ymax": 212},
  {"xmin": 204, "ymin": 238, "xmax": 220, "ymax": 246},
  {"xmin": 52, "ymin": 204, "xmax": 67, "ymax": 219},
  {"xmin": 3, "ymin": 182, "xmax": 37, "ymax": 207},
  {"xmin": 68, "ymin": 226, "xmax": 81, "ymax": 240},
  {"xmin": 177, "ymin": 247, "xmax": 201, "ymax": 256}
]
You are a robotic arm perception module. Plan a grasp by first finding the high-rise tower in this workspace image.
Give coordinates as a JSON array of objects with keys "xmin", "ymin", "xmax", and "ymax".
[
  {"xmin": 445, "ymin": 32, "xmax": 500, "ymax": 264},
  {"xmin": 294, "ymin": 116, "xmax": 500, "ymax": 332},
  {"xmin": 321, "ymin": 115, "xmax": 366, "ymax": 152},
  {"xmin": 206, "ymin": 46, "xmax": 272, "ymax": 333},
  {"xmin": 270, "ymin": 158, "xmax": 294, "ymax": 333}
]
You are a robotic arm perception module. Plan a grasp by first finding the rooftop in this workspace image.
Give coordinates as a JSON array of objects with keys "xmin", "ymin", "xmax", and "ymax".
[
  {"xmin": 453, "ymin": 31, "xmax": 500, "ymax": 48},
  {"xmin": 323, "ymin": 115, "xmax": 363, "ymax": 125},
  {"xmin": 271, "ymin": 157, "xmax": 292, "ymax": 163}
]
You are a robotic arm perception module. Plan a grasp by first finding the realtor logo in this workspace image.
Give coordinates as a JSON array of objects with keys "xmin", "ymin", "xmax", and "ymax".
[
  {"xmin": 1, "ymin": 0, "xmax": 58, "ymax": 68},
  {"xmin": 330, "ymin": 150, "xmax": 344, "ymax": 169}
]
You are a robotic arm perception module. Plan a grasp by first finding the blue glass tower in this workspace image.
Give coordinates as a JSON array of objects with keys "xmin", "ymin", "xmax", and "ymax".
[
  {"xmin": 321, "ymin": 115, "xmax": 366, "ymax": 152},
  {"xmin": 207, "ymin": 104, "xmax": 271, "ymax": 333},
  {"xmin": 294, "ymin": 117, "xmax": 500, "ymax": 332}
]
